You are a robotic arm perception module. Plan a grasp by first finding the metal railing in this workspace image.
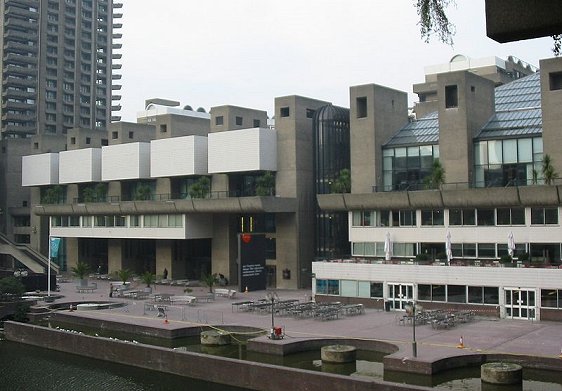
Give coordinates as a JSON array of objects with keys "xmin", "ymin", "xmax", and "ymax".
[{"xmin": 373, "ymin": 178, "xmax": 562, "ymax": 193}]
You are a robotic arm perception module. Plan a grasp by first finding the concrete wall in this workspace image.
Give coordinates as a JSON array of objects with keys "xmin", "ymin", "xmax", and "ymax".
[
  {"xmin": 210, "ymin": 105, "xmax": 267, "ymax": 133},
  {"xmin": 437, "ymin": 71, "xmax": 495, "ymax": 185},
  {"xmin": 275, "ymin": 95, "xmax": 329, "ymax": 288},
  {"xmin": 349, "ymin": 84, "xmax": 408, "ymax": 193},
  {"xmin": 4, "ymin": 322, "xmax": 419, "ymax": 391},
  {"xmin": 540, "ymin": 57, "xmax": 562, "ymax": 171}
]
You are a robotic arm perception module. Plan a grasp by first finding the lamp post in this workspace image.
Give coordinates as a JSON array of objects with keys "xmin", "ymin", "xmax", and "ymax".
[{"xmin": 411, "ymin": 300, "xmax": 417, "ymax": 358}]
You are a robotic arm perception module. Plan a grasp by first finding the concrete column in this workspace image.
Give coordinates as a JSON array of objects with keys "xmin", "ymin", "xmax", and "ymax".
[
  {"xmin": 67, "ymin": 184, "xmax": 79, "ymax": 204},
  {"xmin": 275, "ymin": 214, "xmax": 298, "ymax": 289},
  {"xmin": 107, "ymin": 239, "xmax": 123, "ymax": 273},
  {"xmin": 156, "ymin": 239, "xmax": 173, "ymax": 278},
  {"xmin": 211, "ymin": 215, "xmax": 238, "ymax": 284},
  {"xmin": 107, "ymin": 181, "xmax": 121, "ymax": 201},
  {"xmin": 540, "ymin": 57, "xmax": 562, "ymax": 169},
  {"xmin": 29, "ymin": 187, "xmax": 42, "ymax": 252},
  {"xmin": 155, "ymin": 178, "xmax": 171, "ymax": 199},
  {"xmin": 66, "ymin": 238, "xmax": 79, "ymax": 271}
]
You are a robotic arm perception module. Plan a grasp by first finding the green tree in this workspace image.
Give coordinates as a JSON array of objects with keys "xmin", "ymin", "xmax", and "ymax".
[
  {"xmin": 330, "ymin": 169, "xmax": 351, "ymax": 193},
  {"xmin": 134, "ymin": 183, "xmax": 153, "ymax": 201},
  {"xmin": 416, "ymin": 0, "xmax": 455, "ymax": 45},
  {"xmin": 117, "ymin": 269, "xmax": 132, "ymax": 285},
  {"xmin": 424, "ymin": 159, "xmax": 446, "ymax": 189},
  {"xmin": 141, "ymin": 271, "xmax": 156, "ymax": 288},
  {"xmin": 415, "ymin": 1, "xmax": 560, "ymax": 55},
  {"xmin": 542, "ymin": 154, "xmax": 559, "ymax": 185},
  {"xmin": 0, "ymin": 276, "xmax": 25, "ymax": 296},
  {"xmin": 255, "ymin": 171, "xmax": 275, "ymax": 196},
  {"xmin": 188, "ymin": 176, "xmax": 211, "ymax": 199},
  {"xmin": 41, "ymin": 185, "xmax": 64, "ymax": 204},
  {"xmin": 71, "ymin": 261, "xmax": 90, "ymax": 280},
  {"xmin": 202, "ymin": 273, "xmax": 218, "ymax": 293}
]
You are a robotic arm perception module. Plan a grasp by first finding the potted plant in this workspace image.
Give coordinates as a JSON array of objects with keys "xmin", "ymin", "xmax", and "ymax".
[
  {"xmin": 202, "ymin": 273, "xmax": 218, "ymax": 293},
  {"xmin": 141, "ymin": 272, "xmax": 156, "ymax": 293},
  {"xmin": 500, "ymin": 254, "xmax": 513, "ymax": 267},
  {"xmin": 117, "ymin": 269, "xmax": 132, "ymax": 286},
  {"xmin": 71, "ymin": 261, "xmax": 90, "ymax": 287},
  {"xmin": 415, "ymin": 253, "xmax": 429, "ymax": 264}
]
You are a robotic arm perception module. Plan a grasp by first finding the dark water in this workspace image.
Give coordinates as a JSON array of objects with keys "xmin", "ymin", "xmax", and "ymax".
[
  {"xmin": 3, "ymin": 322, "xmax": 562, "ymax": 391},
  {"xmin": 0, "ymin": 340, "xmax": 249, "ymax": 391}
]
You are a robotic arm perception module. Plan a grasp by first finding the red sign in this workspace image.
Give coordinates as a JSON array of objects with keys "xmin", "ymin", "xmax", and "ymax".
[{"xmin": 241, "ymin": 234, "xmax": 252, "ymax": 244}]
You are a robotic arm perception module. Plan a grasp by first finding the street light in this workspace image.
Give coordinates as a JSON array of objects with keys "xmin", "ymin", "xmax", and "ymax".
[{"xmin": 411, "ymin": 300, "xmax": 417, "ymax": 358}]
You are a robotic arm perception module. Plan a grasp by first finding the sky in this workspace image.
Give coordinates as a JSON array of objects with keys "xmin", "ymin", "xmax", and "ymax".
[{"xmin": 117, "ymin": 0, "xmax": 555, "ymax": 121}]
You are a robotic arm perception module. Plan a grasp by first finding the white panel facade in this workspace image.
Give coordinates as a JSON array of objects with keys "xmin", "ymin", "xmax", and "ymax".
[
  {"xmin": 59, "ymin": 148, "xmax": 102, "ymax": 184},
  {"xmin": 312, "ymin": 263, "xmax": 562, "ymax": 290},
  {"xmin": 208, "ymin": 128, "xmax": 277, "ymax": 173},
  {"xmin": 102, "ymin": 142, "xmax": 151, "ymax": 181},
  {"xmin": 150, "ymin": 136, "xmax": 208, "ymax": 178},
  {"xmin": 22, "ymin": 153, "xmax": 59, "ymax": 186}
]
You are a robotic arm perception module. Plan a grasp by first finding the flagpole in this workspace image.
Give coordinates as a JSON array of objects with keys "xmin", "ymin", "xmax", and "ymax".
[{"xmin": 48, "ymin": 221, "xmax": 51, "ymax": 297}]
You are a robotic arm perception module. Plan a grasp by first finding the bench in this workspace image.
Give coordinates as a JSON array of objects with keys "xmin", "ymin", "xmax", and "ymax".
[
  {"xmin": 76, "ymin": 285, "xmax": 96, "ymax": 293},
  {"xmin": 170, "ymin": 295, "xmax": 197, "ymax": 305},
  {"xmin": 215, "ymin": 288, "xmax": 236, "ymax": 298}
]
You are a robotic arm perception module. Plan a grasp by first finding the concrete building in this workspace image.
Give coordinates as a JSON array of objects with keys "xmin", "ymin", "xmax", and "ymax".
[
  {"xmin": 0, "ymin": 0, "xmax": 121, "ymax": 271},
  {"xmin": 315, "ymin": 55, "xmax": 562, "ymax": 322},
  {"xmin": 22, "ymin": 98, "xmax": 330, "ymax": 289}
]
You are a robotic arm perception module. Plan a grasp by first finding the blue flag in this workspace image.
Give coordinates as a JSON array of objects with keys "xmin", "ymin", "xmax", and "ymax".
[{"xmin": 50, "ymin": 237, "xmax": 61, "ymax": 258}]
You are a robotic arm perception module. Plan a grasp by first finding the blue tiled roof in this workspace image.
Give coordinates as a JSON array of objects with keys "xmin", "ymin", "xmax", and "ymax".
[
  {"xmin": 384, "ymin": 72, "xmax": 542, "ymax": 148},
  {"xmin": 477, "ymin": 72, "xmax": 542, "ymax": 140},
  {"xmin": 384, "ymin": 111, "xmax": 439, "ymax": 147}
]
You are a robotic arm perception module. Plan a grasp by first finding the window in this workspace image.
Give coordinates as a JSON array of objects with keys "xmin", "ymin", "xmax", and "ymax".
[
  {"xmin": 445, "ymin": 85, "xmax": 458, "ymax": 108},
  {"xmin": 280, "ymin": 107, "xmax": 290, "ymax": 117},
  {"xmin": 449, "ymin": 209, "xmax": 476, "ymax": 226},
  {"xmin": 478, "ymin": 243, "xmax": 495, "ymax": 258},
  {"xmin": 160, "ymin": 124, "xmax": 167, "ymax": 133},
  {"xmin": 341, "ymin": 280, "xmax": 357, "ymax": 297},
  {"xmin": 253, "ymin": 119, "xmax": 260, "ymax": 128},
  {"xmin": 399, "ymin": 210, "xmax": 416, "ymax": 226},
  {"xmin": 316, "ymin": 279, "xmax": 339, "ymax": 295},
  {"xmin": 356, "ymin": 97, "xmax": 367, "ymax": 118},
  {"xmin": 235, "ymin": 116, "xmax": 243, "ymax": 126},
  {"xmin": 447, "ymin": 285, "xmax": 466, "ymax": 303},
  {"xmin": 468, "ymin": 286, "xmax": 499, "ymax": 304},
  {"xmin": 85, "ymin": 137, "xmax": 91, "ymax": 144},
  {"xmin": 531, "ymin": 207, "xmax": 559, "ymax": 225},
  {"xmin": 549, "ymin": 72, "xmax": 562, "ymax": 91},
  {"xmin": 477, "ymin": 209, "xmax": 495, "ymax": 226},
  {"xmin": 352, "ymin": 211, "xmax": 375, "ymax": 226},
  {"xmin": 215, "ymin": 116, "xmax": 223, "ymax": 126},
  {"xmin": 128, "ymin": 131, "xmax": 133, "ymax": 139},
  {"xmin": 541, "ymin": 289, "xmax": 560, "ymax": 308},
  {"xmin": 370, "ymin": 282, "xmax": 383, "ymax": 298},
  {"xmin": 111, "ymin": 131, "xmax": 118, "ymax": 139},
  {"xmin": 306, "ymin": 108, "xmax": 315, "ymax": 119},
  {"xmin": 496, "ymin": 208, "xmax": 525, "ymax": 225},
  {"xmin": 421, "ymin": 209, "xmax": 444, "ymax": 226}
]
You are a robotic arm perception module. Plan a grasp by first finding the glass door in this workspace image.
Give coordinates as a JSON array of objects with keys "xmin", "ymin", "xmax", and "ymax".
[
  {"xmin": 505, "ymin": 288, "xmax": 536, "ymax": 320},
  {"xmin": 389, "ymin": 283, "xmax": 413, "ymax": 310}
]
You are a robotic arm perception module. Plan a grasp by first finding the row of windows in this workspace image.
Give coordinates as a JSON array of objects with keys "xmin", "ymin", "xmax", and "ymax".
[
  {"xmin": 351, "ymin": 207, "xmax": 559, "ymax": 227},
  {"xmin": 541, "ymin": 289, "xmax": 562, "ymax": 309},
  {"xmin": 51, "ymin": 214, "xmax": 184, "ymax": 229},
  {"xmin": 315, "ymin": 280, "xmax": 500, "ymax": 305},
  {"xmin": 215, "ymin": 115, "xmax": 261, "ymax": 128}
]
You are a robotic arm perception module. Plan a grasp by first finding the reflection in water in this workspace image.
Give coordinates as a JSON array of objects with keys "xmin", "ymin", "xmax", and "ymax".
[
  {"xmin": 17, "ymin": 321, "xmax": 562, "ymax": 390},
  {"xmin": 0, "ymin": 341, "xmax": 248, "ymax": 391}
]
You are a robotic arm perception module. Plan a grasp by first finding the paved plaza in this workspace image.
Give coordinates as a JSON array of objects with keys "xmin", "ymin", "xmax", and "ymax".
[{"xmin": 45, "ymin": 278, "xmax": 562, "ymax": 365}]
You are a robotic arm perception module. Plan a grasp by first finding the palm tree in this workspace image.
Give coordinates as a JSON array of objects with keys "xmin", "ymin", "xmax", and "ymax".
[
  {"xmin": 117, "ymin": 269, "xmax": 132, "ymax": 285},
  {"xmin": 424, "ymin": 159, "xmax": 446, "ymax": 190},
  {"xmin": 542, "ymin": 154, "xmax": 559, "ymax": 185},
  {"xmin": 71, "ymin": 262, "xmax": 90, "ymax": 286},
  {"xmin": 202, "ymin": 273, "xmax": 218, "ymax": 293},
  {"xmin": 330, "ymin": 169, "xmax": 351, "ymax": 193}
]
